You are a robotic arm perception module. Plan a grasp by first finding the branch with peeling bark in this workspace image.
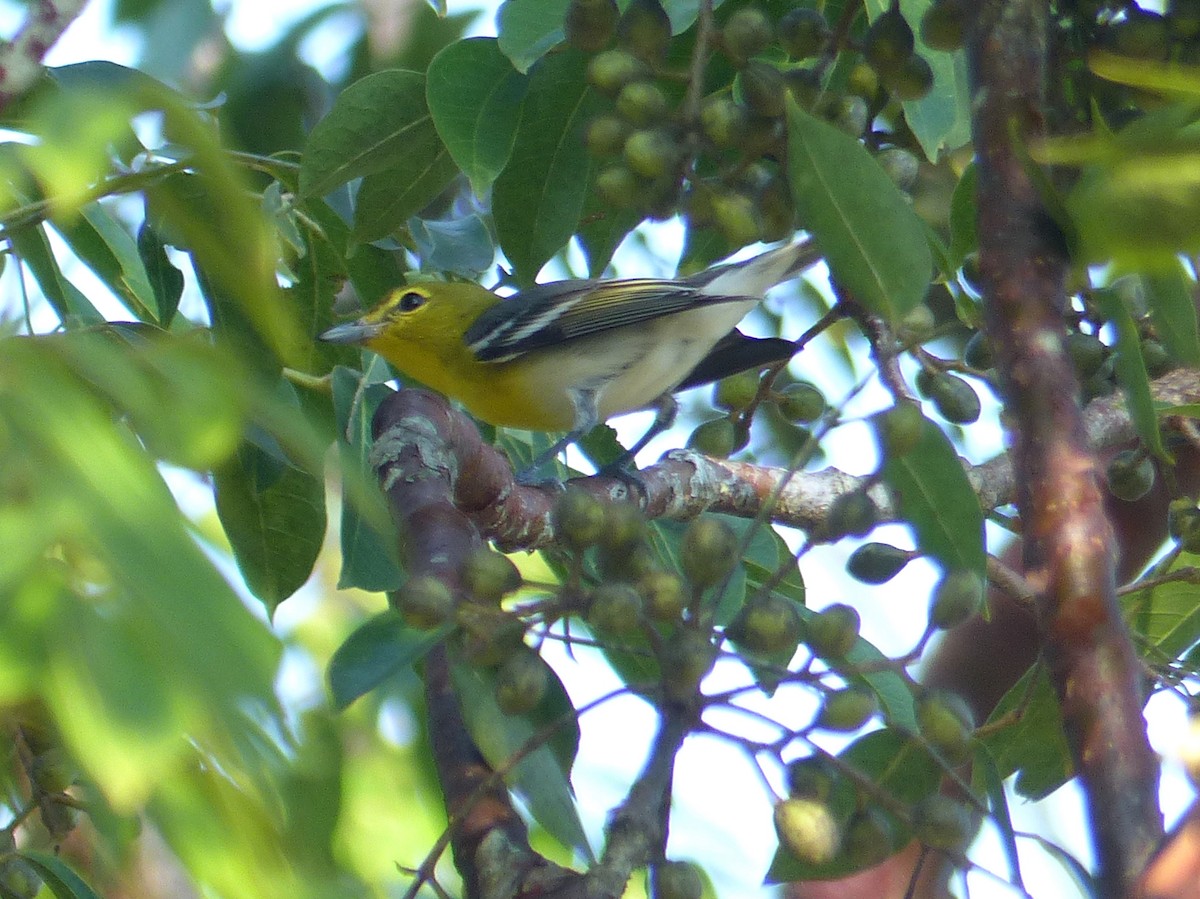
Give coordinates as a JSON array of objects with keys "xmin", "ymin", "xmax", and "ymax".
[{"xmin": 0, "ymin": 0, "xmax": 89, "ymax": 110}]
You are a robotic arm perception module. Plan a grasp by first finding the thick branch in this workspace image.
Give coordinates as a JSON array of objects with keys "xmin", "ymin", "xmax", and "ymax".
[{"xmin": 966, "ymin": 2, "xmax": 1162, "ymax": 893}]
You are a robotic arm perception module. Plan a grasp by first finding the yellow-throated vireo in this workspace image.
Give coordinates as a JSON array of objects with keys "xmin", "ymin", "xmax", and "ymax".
[{"xmin": 320, "ymin": 240, "xmax": 820, "ymax": 476}]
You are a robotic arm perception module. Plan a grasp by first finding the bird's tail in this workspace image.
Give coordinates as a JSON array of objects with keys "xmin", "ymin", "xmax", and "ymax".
[{"xmin": 694, "ymin": 240, "xmax": 823, "ymax": 300}]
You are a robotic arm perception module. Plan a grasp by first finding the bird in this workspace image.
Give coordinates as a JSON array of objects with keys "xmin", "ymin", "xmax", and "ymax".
[{"xmin": 320, "ymin": 240, "xmax": 821, "ymax": 478}]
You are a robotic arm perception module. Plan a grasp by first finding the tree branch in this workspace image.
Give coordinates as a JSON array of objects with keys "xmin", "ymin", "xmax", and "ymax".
[
  {"xmin": 965, "ymin": 2, "xmax": 1163, "ymax": 893},
  {"xmin": 0, "ymin": 0, "xmax": 89, "ymax": 110}
]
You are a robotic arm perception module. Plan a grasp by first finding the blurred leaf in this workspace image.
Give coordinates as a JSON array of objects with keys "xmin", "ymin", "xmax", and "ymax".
[
  {"xmin": 1142, "ymin": 262, "xmax": 1200, "ymax": 366},
  {"xmin": 496, "ymin": 0, "xmax": 571, "ymax": 73},
  {"xmin": 974, "ymin": 749, "xmax": 1025, "ymax": 892},
  {"xmin": 409, "ymin": 210, "xmax": 496, "ymax": 276},
  {"xmin": 450, "ymin": 654, "xmax": 591, "ymax": 857},
  {"xmin": 1095, "ymin": 286, "xmax": 1167, "ymax": 460},
  {"xmin": 351, "ymin": 151, "xmax": 460, "ymax": 243},
  {"xmin": 8, "ymin": 222, "xmax": 105, "ymax": 325},
  {"xmin": 577, "ymin": 179, "xmax": 642, "ymax": 277},
  {"xmin": 493, "ymin": 51, "xmax": 602, "ymax": 284},
  {"xmin": 19, "ymin": 852, "xmax": 100, "ymax": 899},
  {"xmin": 214, "ymin": 440, "xmax": 326, "ymax": 615},
  {"xmin": 328, "ymin": 611, "xmax": 446, "ymax": 710},
  {"xmin": 1123, "ymin": 550, "xmax": 1200, "ymax": 661},
  {"xmin": 786, "ymin": 100, "xmax": 932, "ymax": 320},
  {"xmin": 331, "ymin": 367, "xmax": 403, "ymax": 593},
  {"xmin": 427, "ymin": 38, "xmax": 529, "ymax": 197},
  {"xmin": 983, "ymin": 666, "xmax": 1073, "ymax": 799},
  {"xmin": 949, "ymin": 163, "xmax": 977, "ymax": 268},
  {"xmin": 136, "ymin": 218, "xmax": 184, "ymax": 326},
  {"xmin": 56, "ymin": 201, "xmax": 159, "ymax": 322},
  {"xmin": 1089, "ymin": 48, "xmax": 1200, "ymax": 96},
  {"xmin": 881, "ymin": 414, "xmax": 986, "ymax": 579}
]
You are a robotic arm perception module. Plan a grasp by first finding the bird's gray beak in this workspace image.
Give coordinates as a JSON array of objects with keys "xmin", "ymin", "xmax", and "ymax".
[{"xmin": 319, "ymin": 319, "xmax": 383, "ymax": 344}]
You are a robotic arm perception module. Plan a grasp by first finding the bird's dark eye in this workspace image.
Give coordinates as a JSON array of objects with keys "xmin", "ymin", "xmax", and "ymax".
[{"xmin": 397, "ymin": 291, "xmax": 426, "ymax": 313}]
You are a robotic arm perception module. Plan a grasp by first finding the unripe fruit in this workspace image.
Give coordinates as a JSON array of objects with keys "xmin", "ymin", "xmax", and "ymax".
[
  {"xmin": 843, "ymin": 807, "xmax": 895, "ymax": 868},
  {"xmin": 785, "ymin": 755, "xmax": 837, "ymax": 800},
  {"xmin": 863, "ymin": 5, "xmax": 915, "ymax": 79},
  {"xmin": 495, "ymin": 650, "xmax": 549, "ymax": 714},
  {"xmin": 624, "ymin": 128, "xmax": 679, "ymax": 178},
  {"xmin": 963, "ymin": 331, "xmax": 994, "ymax": 370},
  {"xmin": 554, "ymin": 488, "xmax": 607, "ymax": 551},
  {"xmin": 847, "ymin": 62, "xmax": 879, "ymax": 100},
  {"xmin": 617, "ymin": 0, "xmax": 672, "ymax": 63},
  {"xmin": 775, "ymin": 382, "xmax": 825, "ymax": 423},
  {"xmin": 654, "ymin": 860, "xmax": 704, "ymax": 899},
  {"xmin": 1106, "ymin": 448, "xmax": 1156, "ymax": 503},
  {"xmin": 616, "ymin": 80, "xmax": 669, "ymax": 125},
  {"xmin": 0, "ymin": 858, "xmax": 41, "ymax": 899},
  {"xmin": 595, "ymin": 165, "xmax": 641, "ymax": 207},
  {"xmin": 917, "ymin": 688, "xmax": 976, "ymax": 761},
  {"xmin": 920, "ymin": 0, "xmax": 966, "ymax": 51},
  {"xmin": 884, "ymin": 53, "xmax": 934, "ymax": 101},
  {"xmin": 826, "ymin": 491, "xmax": 878, "ymax": 539},
  {"xmin": 585, "ymin": 114, "xmax": 629, "ymax": 155},
  {"xmin": 395, "ymin": 574, "xmax": 455, "ymax": 629},
  {"xmin": 1169, "ymin": 498, "xmax": 1200, "ymax": 552},
  {"xmin": 783, "ymin": 67, "xmax": 822, "ymax": 109},
  {"xmin": 462, "ymin": 548, "xmax": 522, "ymax": 604},
  {"xmin": 846, "ymin": 542, "xmax": 911, "ymax": 585},
  {"xmin": 1104, "ymin": 9, "xmax": 1169, "ymax": 60},
  {"xmin": 640, "ymin": 570, "xmax": 689, "ymax": 621},
  {"xmin": 459, "ymin": 608, "xmax": 528, "ymax": 667},
  {"xmin": 722, "ymin": 6, "xmax": 773, "ymax": 66},
  {"xmin": 711, "ymin": 190, "xmax": 763, "ymax": 246},
  {"xmin": 1142, "ymin": 338, "xmax": 1171, "ymax": 377},
  {"xmin": 739, "ymin": 61, "xmax": 786, "ymax": 117},
  {"xmin": 805, "ymin": 603, "xmax": 860, "ymax": 658},
  {"xmin": 929, "ymin": 568, "xmax": 983, "ymax": 629},
  {"xmin": 912, "ymin": 794, "xmax": 974, "ymax": 852},
  {"xmin": 681, "ymin": 516, "xmax": 739, "ymax": 588},
  {"xmin": 815, "ymin": 686, "xmax": 878, "ymax": 731},
  {"xmin": 700, "ymin": 94, "xmax": 748, "ymax": 148},
  {"xmin": 588, "ymin": 582, "xmax": 643, "ymax": 635},
  {"xmin": 587, "ymin": 49, "xmax": 648, "ymax": 95},
  {"xmin": 1066, "ymin": 331, "xmax": 1107, "ymax": 379},
  {"xmin": 715, "ymin": 370, "xmax": 760, "ymax": 410},
  {"xmin": 875, "ymin": 401, "xmax": 924, "ymax": 458},
  {"xmin": 927, "ymin": 373, "xmax": 981, "ymax": 424},
  {"xmin": 877, "ymin": 146, "xmax": 920, "ymax": 192},
  {"xmin": 564, "ymin": 0, "xmax": 619, "ymax": 52},
  {"xmin": 601, "ymin": 502, "xmax": 646, "ymax": 553},
  {"xmin": 829, "ymin": 94, "xmax": 870, "ymax": 137},
  {"xmin": 687, "ymin": 416, "xmax": 738, "ymax": 457},
  {"xmin": 29, "ymin": 748, "xmax": 74, "ymax": 793},
  {"xmin": 774, "ymin": 797, "xmax": 841, "ymax": 864},
  {"xmin": 778, "ymin": 8, "xmax": 830, "ymax": 60},
  {"xmin": 659, "ymin": 627, "xmax": 718, "ymax": 701},
  {"xmin": 727, "ymin": 593, "xmax": 802, "ymax": 655}
]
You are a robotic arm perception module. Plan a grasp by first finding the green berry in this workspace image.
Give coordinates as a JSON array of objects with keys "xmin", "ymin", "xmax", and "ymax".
[
  {"xmin": 722, "ymin": 6, "xmax": 773, "ymax": 66},
  {"xmin": 588, "ymin": 582, "xmax": 643, "ymax": 635},
  {"xmin": 712, "ymin": 190, "xmax": 764, "ymax": 247},
  {"xmin": 805, "ymin": 603, "xmax": 860, "ymax": 659},
  {"xmin": 495, "ymin": 650, "xmax": 550, "ymax": 714},
  {"xmin": 1169, "ymin": 497, "xmax": 1200, "ymax": 552},
  {"xmin": 775, "ymin": 382, "xmax": 825, "ymax": 423},
  {"xmin": 783, "ymin": 67, "xmax": 822, "ymax": 109},
  {"xmin": 659, "ymin": 627, "xmax": 718, "ymax": 701},
  {"xmin": 863, "ymin": 4, "xmax": 916, "ymax": 79},
  {"xmin": 815, "ymin": 686, "xmax": 879, "ymax": 731},
  {"xmin": 458, "ymin": 608, "xmax": 528, "ymax": 667},
  {"xmin": 715, "ymin": 370, "xmax": 760, "ymax": 410},
  {"xmin": 687, "ymin": 416, "xmax": 738, "ymax": 457},
  {"xmin": 585, "ymin": 114, "xmax": 629, "ymax": 155},
  {"xmin": 916, "ymin": 689, "xmax": 976, "ymax": 762},
  {"xmin": 846, "ymin": 542, "xmax": 911, "ymax": 585},
  {"xmin": 843, "ymin": 808, "xmax": 895, "ymax": 867},
  {"xmin": 785, "ymin": 755, "xmax": 837, "ymax": 800},
  {"xmin": 912, "ymin": 795, "xmax": 974, "ymax": 852},
  {"xmin": 553, "ymin": 488, "xmax": 607, "ymax": 551},
  {"xmin": 826, "ymin": 491, "xmax": 878, "ymax": 539},
  {"xmin": 617, "ymin": 0, "xmax": 672, "ymax": 62},
  {"xmin": 928, "ymin": 372, "xmax": 981, "ymax": 424},
  {"xmin": 877, "ymin": 146, "xmax": 920, "ymax": 192},
  {"xmin": 615, "ymin": 79, "xmax": 669, "ymax": 125},
  {"xmin": 462, "ymin": 548, "xmax": 522, "ymax": 604},
  {"xmin": 930, "ymin": 569, "xmax": 984, "ymax": 629},
  {"xmin": 963, "ymin": 331, "xmax": 994, "ymax": 370},
  {"xmin": 778, "ymin": 8, "xmax": 830, "ymax": 60},
  {"xmin": 899, "ymin": 302, "xmax": 936, "ymax": 342},
  {"xmin": 920, "ymin": 0, "xmax": 966, "ymax": 51},
  {"xmin": 829, "ymin": 94, "xmax": 870, "ymax": 137},
  {"xmin": 601, "ymin": 502, "xmax": 646, "ymax": 553},
  {"xmin": 884, "ymin": 53, "xmax": 934, "ymax": 100},
  {"xmin": 394, "ymin": 574, "xmax": 455, "ymax": 628},
  {"xmin": 726, "ymin": 593, "xmax": 802, "ymax": 655},
  {"xmin": 739, "ymin": 60, "xmax": 786, "ymax": 117},
  {"xmin": 1142, "ymin": 338, "xmax": 1172, "ymax": 377},
  {"xmin": 875, "ymin": 401, "xmax": 924, "ymax": 458},
  {"xmin": 846, "ymin": 61, "xmax": 880, "ymax": 100},
  {"xmin": 1106, "ymin": 449, "xmax": 1155, "ymax": 503},
  {"xmin": 623, "ymin": 128, "xmax": 679, "ymax": 178},
  {"xmin": 1104, "ymin": 9, "xmax": 1169, "ymax": 60},
  {"xmin": 595, "ymin": 165, "xmax": 642, "ymax": 207},
  {"xmin": 681, "ymin": 516, "xmax": 739, "ymax": 588},
  {"xmin": 640, "ymin": 570, "xmax": 689, "ymax": 622},
  {"xmin": 700, "ymin": 94, "xmax": 748, "ymax": 148},
  {"xmin": 564, "ymin": 0, "xmax": 619, "ymax": 52},
  {"xmin": 774, "ymin": 797, "xmax": 841, "ymax": 864},
  {"xmin": 587, "ymin": 48, "xmax": 649, "ymax": 94},
  {"xmin": 1066, "ymin": 331, "xmax": 1107, "ymax": 379},
  {"xmin": 654, "ymin": 861, "xmax": 704, "ymax": 899}
]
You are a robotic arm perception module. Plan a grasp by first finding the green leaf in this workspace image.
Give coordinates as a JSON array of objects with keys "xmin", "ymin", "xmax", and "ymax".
[
  {"xmin": 331, "ymin": 367, "xmax": 403, "ymax": 593},
  {"xmin": 351, "ymin": 149, "xmax": 460, "ymax": 243},
  {"xmin": 301, "ymin": 70, "xmax": 443, "ymax": 197},
  {"xmin": 982, "ymin": 666, "xmax": 1073, "ymax": 800},
  {"xmin": 785, "ymin": 100, "xmax": 932, "ymax": 320},
  {"xmin": 948, "ymin": 163, "xmax": 977, "ymax": 267},
  {"xmin": 493, "ymin": 51, "xmax": 603, "ymax": 284},
  {"xmin": 496, "ymin": 0, "xmax": 571, "ymax": 73},
  {"xmin": 327, "ymin": 611, "xmax": 445, "ymax": 710},
  {"xmin": 974, "ymin": 748, "xmax": 1025, "ymax": 892},
  {"xmin": 136, "ymin": 219, "xmax": 184, "ymax": 326},
  {"xmin": 1123, "ymin": 551, "xmax": 1200, "ymax": 661},
  {"xmin": 214, "ymin": 440, "xmax": 326, "ymax": 616},
  {"xmin": 1094, "ymin": 287, "xmax": 1167, "ymax": 460},
  {"xmin": 409, "ymin": 210, "xmax": 496, "ymax": 276},
  {"xmin": 55, "ymin": 201, "xmax": 159, "ymax": 322},
  {"xmin": 880, "ymin": 413, "xmax": 985, "ymax": 578},
  {"xmin": 8, "ymin": 222, "xmax": 105, "ymax": 326},
  {"xmin": 450, "ymin": 654, "xmax": 592, "ymax": 857},
  {"xmin": 427, "ymin": 38, "xmax": 529, "ymax": 197},
  {"xmin": 1142, "ymin": 262, "xmax": 1200, "ymax": 366},
  {"xmin": 20, "ymin": 852, "xmax": 101, "ymax": 899}
]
